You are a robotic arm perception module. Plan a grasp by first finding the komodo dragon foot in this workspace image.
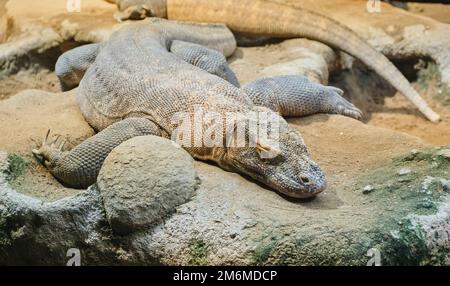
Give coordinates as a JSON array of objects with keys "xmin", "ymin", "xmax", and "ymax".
[
  {"xmin": 243, "ymin": 75, "xmax": 363, "ymax": 120},
  {"xmin": 32, "ymin": 130, "xmax": 68, "ymax": 169},
  {"xmin": 32, "ymin": 118, "xmax": 162, "ymax": 189}
]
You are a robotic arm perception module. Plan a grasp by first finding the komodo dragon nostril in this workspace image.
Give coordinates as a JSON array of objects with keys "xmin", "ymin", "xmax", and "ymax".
[{"xmin": 299, "ymin": 175, "xmax": 312, "ymax": 185}]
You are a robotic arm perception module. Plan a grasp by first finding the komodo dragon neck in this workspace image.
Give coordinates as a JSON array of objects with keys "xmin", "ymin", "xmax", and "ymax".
[{"xmin": 157, "ymin": 0, "xmax": 439, "ymax": 122}]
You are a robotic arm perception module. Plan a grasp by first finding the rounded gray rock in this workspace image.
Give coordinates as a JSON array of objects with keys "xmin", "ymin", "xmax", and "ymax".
[{"xmin": 97, "ymin": 135, "xmax": 199, "ymax": 235}]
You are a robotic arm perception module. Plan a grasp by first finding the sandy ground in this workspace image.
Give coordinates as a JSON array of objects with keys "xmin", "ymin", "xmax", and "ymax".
[
  {"xmin": 329, "ymin": 61, "xmax": 450, "ymax": 146},
  {"xmin": 407, "ymin": 2, "xmax": 450, "ymax": 23},
  {"xmin": 0, "ymin": 69, "xmax": 59, "ymax": 100}
]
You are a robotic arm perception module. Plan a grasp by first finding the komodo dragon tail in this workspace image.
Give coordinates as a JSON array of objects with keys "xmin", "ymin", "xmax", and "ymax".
[{"xmin": 165, "ymin": 0, "xmax": 440, "ymax": 122}]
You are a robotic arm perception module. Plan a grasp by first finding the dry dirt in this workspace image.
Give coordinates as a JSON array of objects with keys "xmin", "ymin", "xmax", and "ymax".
[
  {"xmin": 407, "ymin": 2, "xmax": 450, "ymax": 24},
  {"xmin": 0, "ymin": 90, "xmax": 95, "ymax": 200},
  {"xmin": 329, "ymin": 60, "xmax": 450, "ymax": 146},
  {"xmin": 0, "ymin": 0, "xmax": 448, "ymax": 202},
  {"xmin": 0, "ymin": 69, "xmax": 60, "ymax": 100}
]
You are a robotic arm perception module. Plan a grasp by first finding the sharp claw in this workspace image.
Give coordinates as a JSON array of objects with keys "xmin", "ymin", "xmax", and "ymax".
[
  {"xmin": 45, "ymin": 129, "xmax": 51, "ymax": 144},
  {"xmin": 32, "ymin": 149, "xmax": 44, "ymax": 162},
  {"xmin": 328, "ymin": 86, "xmax": 344, "ymax": 96},
  {"xmin": 355, "ymin": 110, "xmax": 363, "ymax": 120},
  {"xmin": 52, "ymin": 135, "xmax": 62, "ymax": 146},
  {"xmin": 57, "ymin": 138, "xmax": 67, "ymax": 150}
]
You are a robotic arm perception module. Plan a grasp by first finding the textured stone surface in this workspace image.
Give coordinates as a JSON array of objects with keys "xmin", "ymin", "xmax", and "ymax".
[
  {"xmin": 97, "ymin": 136, "xmax": 199, "ymax": 235},
  {"xmin": 2, "ymin": 145, "xmax": 450, "ymax": 265}
]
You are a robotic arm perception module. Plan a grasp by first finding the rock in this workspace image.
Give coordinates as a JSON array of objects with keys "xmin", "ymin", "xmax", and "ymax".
[
  {"xmin": 417, "ymin": 199, "xmax": 435, "ymax": 210},
  {"xmin": 436, "ymin": 149, "xmax": 450, "ymax": 160},
  {"xmin": 258, "ymin": 39, "xmax": 336, "ymax": 84},
  {"xmin": 440, "ymin": 179, "xmax": 450, "ymax": 193},
  {"xmin": 0, "ymin": 157, "xmax": 116, "ymax": 266},
  {"xmin": 97, "ymin": 136, "xmax": 199, "ymax": 235},
  {"xmin": 230, "ymin": 38, "xmax": 337, "ymax": 85},
  {"xmin": 363, "ymin": 185, "xmax": 375, "ymax": 194},
  {"xmin": 398, "ymin": 177, "xmax": 413, "ymax": 183},
  {"xmin": 398, "ymin": 168, "xmax": 412, "ymax": 176},
  {"xmin": 421, "ymin": 176, "xmax": 435, "ymax": 192}
]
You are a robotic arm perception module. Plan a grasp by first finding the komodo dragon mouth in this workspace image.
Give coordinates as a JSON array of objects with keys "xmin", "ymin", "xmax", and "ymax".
[{"xmin": 230, "ymin": 158, "xmax": 327, "ymax": 199}]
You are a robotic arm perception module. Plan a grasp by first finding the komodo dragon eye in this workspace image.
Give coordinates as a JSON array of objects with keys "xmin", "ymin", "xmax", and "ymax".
[
  {"xmin": 259, "ymin": 152, "xmax": 285, "ymax": 165},
  {"xmin": 253, "ymin": 142, "xmax": 285, "ymax": 164}
]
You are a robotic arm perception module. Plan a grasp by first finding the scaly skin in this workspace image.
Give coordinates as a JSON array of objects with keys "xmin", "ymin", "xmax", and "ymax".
[
  {"xmin": 110, "ymin": 0, "xmax": 440, "ymax": 122},
  {"xmin": 34, "ymin": 19, "xmax": 362, "ymax": 198}
]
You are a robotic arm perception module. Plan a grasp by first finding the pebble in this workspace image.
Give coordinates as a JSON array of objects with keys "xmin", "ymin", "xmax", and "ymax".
[
  {"xmin": 440, "ymin": 179, "xmax": 450, "ymax": 193},
  {"xmin": 417, "ymin": 200, "xmax": 435, "ymax": 209},
  {"xmin": 363, "ymin": 185, "xmax": 375, "ymax": 194},
  {"xmin": 398, "ymin": 177, "xmax": 412, "ymax": 183},
  {"xmin": 397, "ymin": 168, "xmax": 412, "ymax": 176},
  {"xmin": 437, "ymin": 149, "xmax": 450, "ymax": 159},
  {"xmin": 421, "ymin": 176, "xmax": 435, "ymax": 192}
]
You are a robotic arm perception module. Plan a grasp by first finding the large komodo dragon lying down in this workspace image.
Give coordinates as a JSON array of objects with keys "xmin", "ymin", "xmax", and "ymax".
[
  {"xmin": 109, "ymin": 0, "xmax": 440, "ymax": 122},
  {"xmin": 33, "ymin": 18, "xmax": 363, "ymax": 199}
]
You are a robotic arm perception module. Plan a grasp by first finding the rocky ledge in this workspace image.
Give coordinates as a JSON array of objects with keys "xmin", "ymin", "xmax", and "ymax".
[{"xmin": 1, "ymin": 134, "xmax": 450, "ymax": 265}]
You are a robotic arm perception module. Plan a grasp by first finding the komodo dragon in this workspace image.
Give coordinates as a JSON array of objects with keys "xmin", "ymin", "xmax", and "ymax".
[
  {"xmin": 108, "ymin": 0, "xmax": 440, "ymax": 122},
  {"xmin": 33, "ymin": 18, "xmax": 362, "ymax": 199}
]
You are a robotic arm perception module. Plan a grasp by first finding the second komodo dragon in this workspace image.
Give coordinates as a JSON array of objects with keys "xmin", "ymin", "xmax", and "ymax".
[
  {"xmin": 33, "ymin": 19, "xmax": 362, "ymax": 199},
  {"xmin": 109, "ymin": 0, "xmax": 440, "ymax": 122}
]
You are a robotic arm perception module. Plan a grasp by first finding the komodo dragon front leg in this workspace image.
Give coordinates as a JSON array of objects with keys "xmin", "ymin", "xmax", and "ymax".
[
  {"xmin": 55, "ymin": 43, "xmax": 101, "ymax": 91},
  {"xmin": 32, "ymin": 118, "xmax": 161, "ymax": 189},
  {"xmin": 243, "ymin": 75, "xmax": 363, "ymax": 119},
  {"xmin": 170, "ymin": 40, "xmax": 240, "ymax": 87}
]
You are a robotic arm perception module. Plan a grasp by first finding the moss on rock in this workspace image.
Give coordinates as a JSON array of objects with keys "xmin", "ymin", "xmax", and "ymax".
[
  {"xmin": 188, "ymin": 240, "xmax": 209, "ymax": 266},
  {"xmin": 4, "ymin": 153, "xmax": 27, "ymax": 183},
  {"xmin": 247, "ymin": 147, "xmax": 450, "ymax": 266},
  {"xmin": 416, "ymin": 62, "xmax": 450, "ymax": 106}
]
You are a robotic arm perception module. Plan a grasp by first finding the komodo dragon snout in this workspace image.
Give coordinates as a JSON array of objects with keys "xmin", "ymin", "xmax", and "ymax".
[{"xmin": 216, "ymin": 118, "xmax": 327, "ymax": 198}]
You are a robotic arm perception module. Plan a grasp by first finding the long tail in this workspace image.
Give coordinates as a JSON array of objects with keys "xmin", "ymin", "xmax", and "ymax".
[{"xmin": 166, "ymin": 0, "xmax": 440, "ymax": 122}]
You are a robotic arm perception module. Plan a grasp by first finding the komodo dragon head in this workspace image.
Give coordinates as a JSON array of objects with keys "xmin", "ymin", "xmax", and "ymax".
[{"xmin": 215, "ymin": 113, "xmax": 327, "ymax": 199}]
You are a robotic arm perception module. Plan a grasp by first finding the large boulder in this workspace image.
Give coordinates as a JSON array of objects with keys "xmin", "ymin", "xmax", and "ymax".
[
  {"xmin": 230, "ymin": 38, "xmax": 337, "ymax": 85},
  {"xmin": 97, "ymin": 135, "xmax": 199, "ymax": 235}
]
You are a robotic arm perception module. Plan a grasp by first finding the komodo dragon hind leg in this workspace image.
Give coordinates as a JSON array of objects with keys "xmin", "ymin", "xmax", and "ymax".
[
  {"xmin": 242, "ymin": 75, "xmax": 363, "ymax": 120},
  {"xmin": 170, "ymin": 40, "xmax": 240, "ymax": 87},
  {"xmin": 32, "ymin": 117, "xmax": 162, "ymax": 189},
  {"xmin": 55, "ymin": 43, "xmax": 101, "ymax": 91}
]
